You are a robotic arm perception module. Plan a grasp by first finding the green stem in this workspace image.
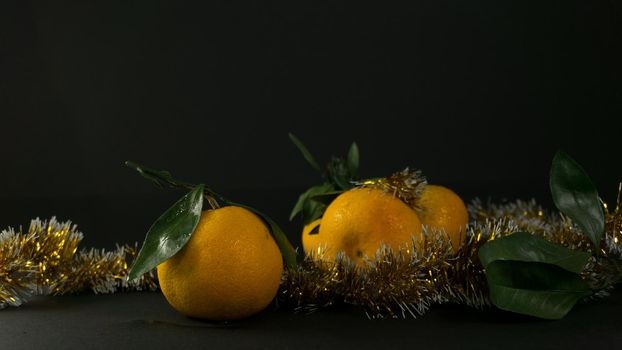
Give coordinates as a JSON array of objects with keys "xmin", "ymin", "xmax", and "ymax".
[{"xmin": 124, "ymin": 161, "xmax": 227, "ymax": 206}]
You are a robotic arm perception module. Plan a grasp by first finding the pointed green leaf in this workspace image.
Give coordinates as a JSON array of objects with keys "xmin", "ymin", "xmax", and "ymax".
[
  {"xmin": 289, "ymin": 185, "xmax": 324, "ymax": 221},
  {"xmin": 479, "ymin": 232, "xmax": 593, "ymax": 319},
  {"xmin": 308, "ymin": 190, "xmax": 344, "ymax": 206},
  {"xmin": 290, "ymin": 195, "xmax": 306, "ymax": 222},
  {"xmin": 347, "ymin": 142, "xmax": 359, "ymax": 176},
  {"xmin": 302, "ymin": 200, "xmax": 325, "ymax": 226},
  {"xmin": 327, "ymin": 157, "xmax": 353, "ymax": 190},
  {"xmin": 479, "ymin": 232, "xmax": 590, "ymax": 273},
  {"xmin": 301, "ymin": 185, "xmax": 339, "ymax": 225},
  {"xmin": 128, "ymin": 184, "xmax": 205, "ymax": 280},
  {"xmin": 232, "ymin": 202, "xmax": 298, "ymax": 269},
  {"xmin": 301, "ymin": 190, "xmax": 346, "ymax": 226},
  {"xmin": 289, "ymin": 184, "xmax": 334, "ymax": 221},
  {"xmin": 261, "ymin": 214, "xmax": 299, "ymax": 270},
  {"xmin": 486, "ymin": 261, "xmax": 592, "ymax": 319},
  {"xmin": 125, "ymin": 161, "xmax": 175, "ymax": 188},
  {"xmin": 289, "ymin": 133, "xmax": 321, "ymax": 171},
  {"xmin": 550, "ymin": 151, "xmax": 604, "ymax": 247},
  {"xmin": 125, "ymin": 161, "xmax": 228, "ymax": 206}
]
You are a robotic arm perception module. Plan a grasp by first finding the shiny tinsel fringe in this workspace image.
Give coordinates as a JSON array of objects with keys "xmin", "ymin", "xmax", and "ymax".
[
  {"xmin": 3, "ymin": 196, "xmax": 621, "ymax": 316},
  {"xmin": 0, "ymin": 218, "xmax": 157, "ymax": 309},
  {"xmin": 280, "ymin": 197, "xmax": 622, "ymax": 318},
  {"xmin": 357, "ymin": 168, "xmax": 428, "ymax": 211}
]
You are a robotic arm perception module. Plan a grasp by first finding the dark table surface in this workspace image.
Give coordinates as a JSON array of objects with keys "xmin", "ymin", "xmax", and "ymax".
[{"xmin": 2, "ymin": 289, "xmax": 622, "ymax": 350}]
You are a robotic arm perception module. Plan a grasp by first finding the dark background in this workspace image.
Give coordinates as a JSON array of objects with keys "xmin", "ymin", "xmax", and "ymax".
[{"xmin": 2, "ymin": 1, "xmax": 621, "ymax": 251}]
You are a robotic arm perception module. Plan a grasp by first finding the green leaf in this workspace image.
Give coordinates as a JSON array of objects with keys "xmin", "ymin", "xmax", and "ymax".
[
  {"xmin": 302, "ymin": 200, "xmax": 325, "ymax": 226},
  {"xmin": 301, "ymin": 189, "xmax": 345, "ymax": 226},
  {"xmin": 302, "ymin": 186, "xmax": 341, "ymax": 225},
  {"xmin": 479, "ymin": 232, "xmax": 590, "ymax": 273},
  {"xmin": 308, "ymin": 190, "xmax": 344, "ymax": 206},
  {"xmin": 289, "ymin": 184, "xmax": 333, "ymax": 221},
  {"xmin": 327, "ymin": 157, "xmax": 353, "ymax": 190},
  {"xmin": 347, "ymin": 142, "xmax": 359, "ymax": 176},
  {"xmin": 289, "ymin": 195, "xmax": 306, "ymax": 222},
  {"xmin": 128, "ymin": 184, "xmax": 205, "ymax": 280},
  {"xmin": 289, "ymin": 133, "xmax": 321, "ymax": 171},
  {"xmin": 261, "ymin": 214, "xmax": 299, "ymax": 270},
  {"xmin": 479, "ymin": 232, "xmax": 593, "ymax": 319},
  {"xmin": 550, "ymin": 151, "xmax": 604, "ymax": 247},
  {"xmin": 125, "ymin": 161, "xmax": 175, "ymax": 188},
  {"xmin": 232, "ymin": 203, "xmax": 298, "ymax": 269},
  {"xmin": 486, "ymin": 261, "xmax": 592, "ymax": 319}
]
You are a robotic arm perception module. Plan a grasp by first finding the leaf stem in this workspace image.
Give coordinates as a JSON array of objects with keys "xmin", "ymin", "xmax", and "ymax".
[{"xmin": 124, "ymin": 161, "xmax": 226, "ymax": 207}]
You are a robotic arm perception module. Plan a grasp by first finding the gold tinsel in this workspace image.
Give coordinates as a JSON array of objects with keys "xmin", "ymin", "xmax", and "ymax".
[
  {"xmin": 3, "ymin": 188, "xmax": 621, "ymax": 317},
  {"xmin": 280, "ymin": 190, "xmax": 622, "ymax": 318},
  {"xmin": 357, "ymin": 168, "xmax": 428, "ymax": 211},
  {"xmin": 0, "ymin": 218, "xmax": 157, "ymax": 309}
]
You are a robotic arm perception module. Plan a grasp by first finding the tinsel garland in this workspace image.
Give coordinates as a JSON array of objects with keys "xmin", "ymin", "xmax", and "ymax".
[
  {"xmin": 356, "ymin": 168, "xmax": 427, "ymax": 211},
  {"xmin": 0, "ymin": 218, "xmax": 157, "ymax": 309},
  {"xmin": 279, "ymin": 196, "xmax": 622, "ymax": 318},
  {"xmin": 2, "ymin": 195, "xmax": 621, "ymax": 316}
]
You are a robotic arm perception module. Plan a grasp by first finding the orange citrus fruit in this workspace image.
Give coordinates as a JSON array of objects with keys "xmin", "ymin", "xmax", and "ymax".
[
  {"xmin": 417, "ymin": 185, "xmax": 469, "ymax": 250},
  {"xmin": 317, "ymin": 187, "xmax": 422, "ymax": 265},
  {"xmin": 157, "ymin": 206, "xmax": 283, "ymax": 320},
  {"xmin": 301, "ymin": 218, "xmax": 323, "ymax": 256}
]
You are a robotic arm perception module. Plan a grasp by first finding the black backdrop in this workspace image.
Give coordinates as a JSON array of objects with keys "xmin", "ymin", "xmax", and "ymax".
[{"xmin": 2, "ymin": 1, "xmax": 621, "ymax": 250}]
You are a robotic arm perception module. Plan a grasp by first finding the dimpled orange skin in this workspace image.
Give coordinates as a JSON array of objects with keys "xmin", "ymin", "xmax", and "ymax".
[
  {"xmin": 301, "ymin": 218, "xmax": 323, "ymax": 256},
  {"xmin": 318, "ymin": 187, "xmax": 422, "ymax": 265},
  {"xmin": 157, "ymin": 206, "xmax": 283, "ymax": 320},
  {"xmin": 418, "ymin": 185, "xmax": 469, "ymax": 251}
]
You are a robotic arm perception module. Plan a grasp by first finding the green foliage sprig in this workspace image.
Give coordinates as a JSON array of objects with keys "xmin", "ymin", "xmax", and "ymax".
[
  {"xmin": 479, "ymin": 151, "xmax": 606, "ymax": 319},
  {"xmin": 288, "ymin": 133, "xmax": 359, "ymax": 226}
]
